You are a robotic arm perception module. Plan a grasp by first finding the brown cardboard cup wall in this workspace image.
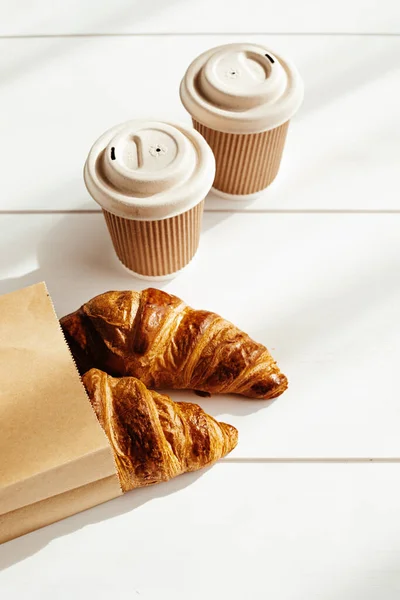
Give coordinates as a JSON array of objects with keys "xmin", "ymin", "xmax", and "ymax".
[
  {"xmin": 103, "ymin": 201, "xmax": 204, "ymax": 277},
  {"xmin": 0, "ymin": 283, "xmax": 122, "ymax": 544},
  {"xmin": 193, "ymin": 120, "xmax": 289, "ymax": 195}
]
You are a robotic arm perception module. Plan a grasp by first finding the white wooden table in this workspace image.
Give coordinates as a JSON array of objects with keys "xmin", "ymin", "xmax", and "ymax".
[{"xmin": 1, "ymin": 2, "xmax": 400, "ymax": 598}]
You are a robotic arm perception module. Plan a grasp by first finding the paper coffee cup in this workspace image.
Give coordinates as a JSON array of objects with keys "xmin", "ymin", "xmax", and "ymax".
[
  {"xmin": 84, "ymin": 120, "xmax": 215, "ymax": 279},
  {"xmin": 180, "ymin": 43, "xmax": 304, "ymax": 197}
]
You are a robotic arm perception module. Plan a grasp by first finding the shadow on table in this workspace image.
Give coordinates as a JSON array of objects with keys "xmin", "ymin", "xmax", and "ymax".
[
  {"xmin": 0, "ymin": 0, "xmax": 185, "ymax": 85},
  {"xmin": 169, "ymin": 388, "xmax": 276, "ymax": 418},
  {"xmin": 0, "ymin": 467, "xmax": 207, "ymax": 572},
  {"xmin": 0, "ymin": 213, "xmax": 169, "ymax": 309},
  {"xmin": 0, "ymin": 197, "xmax": 260, "ymax": 311}
]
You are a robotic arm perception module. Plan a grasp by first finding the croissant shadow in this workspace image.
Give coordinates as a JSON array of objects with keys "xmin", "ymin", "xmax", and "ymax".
[
  {"xmin": 166, "ymin": 389, "xmax": 277, "ymax": 418},
  {"xmin": 0, "ymin": 467, "xmax": 209, "ymax": 572}
]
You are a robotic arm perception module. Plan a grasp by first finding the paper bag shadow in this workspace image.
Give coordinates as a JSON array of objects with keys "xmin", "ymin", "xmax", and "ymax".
[{"xmin": 0, "ymin": 468, "xmax": 207, "ymax": 571}]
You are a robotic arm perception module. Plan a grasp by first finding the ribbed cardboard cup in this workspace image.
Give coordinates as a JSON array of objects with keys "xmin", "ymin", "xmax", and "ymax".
[
  {"xmin": 193, "ymin": 120, "xmax": 289, "ymax": 196},
  {"xmin": 84, "ymin": 120, "xmax": 215, "ymax": 280},
  {"xmin": 103, "ymin": 200, "xmax": 204, "ymax": 278},
  {"xmin": 180, "ymin": 43, "xmax": 303, "ymax": 198}
]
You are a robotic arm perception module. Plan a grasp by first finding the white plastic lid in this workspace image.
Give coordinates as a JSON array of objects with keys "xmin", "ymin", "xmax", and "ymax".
[
  {"xmin": 84, "ymin": 120, "xmax": 215, "ymax": 220},
  {"xmin": 180, "ymin": 43, "xmax": 304, "ymax": 134}
]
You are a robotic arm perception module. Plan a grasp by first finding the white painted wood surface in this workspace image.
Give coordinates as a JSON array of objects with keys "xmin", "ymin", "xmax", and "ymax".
[
  {"xmin": 1, "ymin": 464, "xmax": 400, "ymax": 599},
  {"xmin": 0, "ymin": 0, "xmax": 399, "ymax": 35},
  {"xmin": 0, "ymin": 1, "xmax": 399, "ymax": 596}
]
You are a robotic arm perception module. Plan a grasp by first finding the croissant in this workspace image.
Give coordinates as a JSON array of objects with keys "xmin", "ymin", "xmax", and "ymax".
[
  {"xmin": 82, "ymin": 368, "xmax": 238, "ymax": 491},
  {"xmin": 61, "ymin": 288, "xmax": 288, "ymax": 400}
]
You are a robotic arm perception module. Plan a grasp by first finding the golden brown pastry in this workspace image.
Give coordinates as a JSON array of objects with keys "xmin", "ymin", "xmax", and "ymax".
[
  {"xmin": 62, "ymin": 288, "xmax": 287, "ymax": 400},
  {"xmin": 83, "ymin": 368, "xmax": 238, "ymax": 491}
]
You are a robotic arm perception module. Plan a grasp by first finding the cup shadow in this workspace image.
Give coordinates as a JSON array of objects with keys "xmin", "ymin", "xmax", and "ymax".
[
  {"xmin": 203, "ymin": 188, "xmax": 261, "ymax": 232},
  {"xmin": 0, "ymin": 213, "xmax": 173, "ymax": 315},
  {"xmin": 0, "ymin": 468, "xmax": 207, "ymax": 572},
  {"xmin": 0, "ymin": 201, "xmax": 241, "ymax": 308}
]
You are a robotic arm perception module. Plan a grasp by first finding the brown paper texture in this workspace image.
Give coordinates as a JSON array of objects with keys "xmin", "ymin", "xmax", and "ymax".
[
  {"xmin": 0, "ymin": 475, "xmax": 118, "ymax": 544},
  {"xmin": 0, "ymin": 283, "xmax": 122, "ymax": 543}
]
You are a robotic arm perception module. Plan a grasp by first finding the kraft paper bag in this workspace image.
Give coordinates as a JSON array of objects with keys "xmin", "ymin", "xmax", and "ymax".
[{"xmin": 0, "ymin": 283, "xmax": 122, "ymax": 544}]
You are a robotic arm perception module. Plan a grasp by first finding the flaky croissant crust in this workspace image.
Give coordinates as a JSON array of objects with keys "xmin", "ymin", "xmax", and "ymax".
[
  {"xmin": 62, "ymin": 288, "xmax": 288, "ymax": 399},
  {"xmin": 83, "ymin": 368, "xmax": 238, "ymax": 491}
]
